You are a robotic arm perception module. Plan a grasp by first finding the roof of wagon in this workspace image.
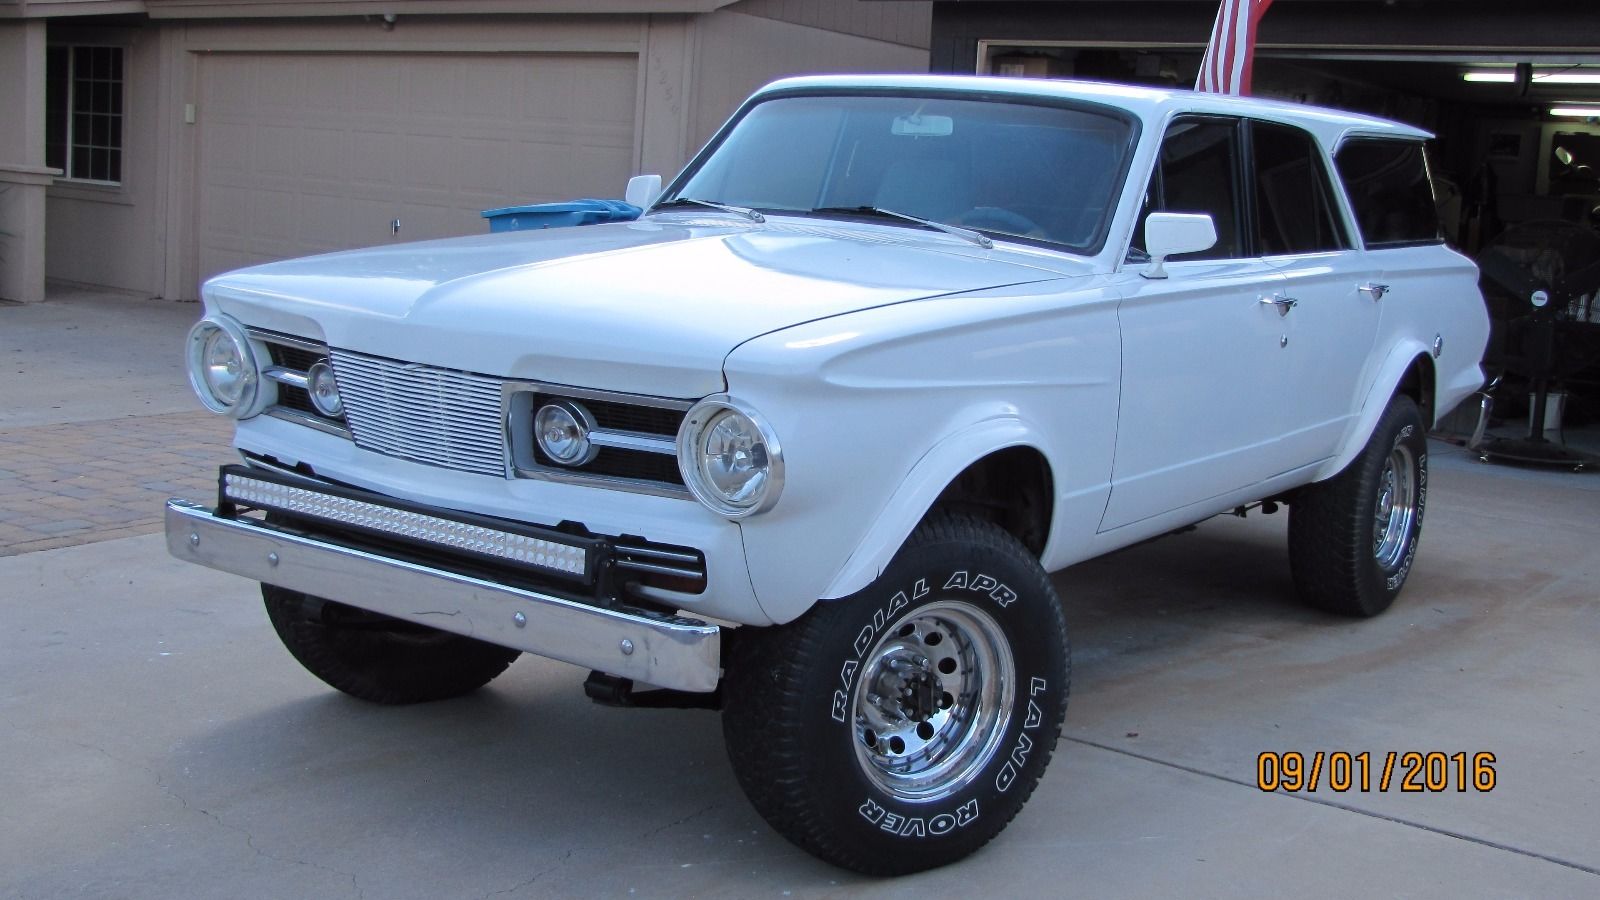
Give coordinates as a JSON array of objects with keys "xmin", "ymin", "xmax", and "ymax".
[{"xmin": 755, "ymin": 74, "xmax": 1434, "ymax": 144}]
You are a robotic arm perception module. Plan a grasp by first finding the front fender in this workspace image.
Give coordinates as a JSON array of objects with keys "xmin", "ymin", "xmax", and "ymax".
[
  {"xmin": 820, "ymin": 416, "xmax": 1049, "ymax": 600},
  {"xmin": 1314, "ymin": 340, "xmax": 1432, "ymax": 481}
]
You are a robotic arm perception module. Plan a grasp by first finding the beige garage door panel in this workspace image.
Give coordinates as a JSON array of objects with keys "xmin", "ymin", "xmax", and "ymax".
[{"xmin": 197, "ymin": 52, "xmax": 638, "ymax": 282}]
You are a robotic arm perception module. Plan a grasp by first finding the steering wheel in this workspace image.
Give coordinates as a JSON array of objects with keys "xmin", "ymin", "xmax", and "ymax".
[{"xmin": 956, "ymin": 206, "xmax": 1045, "ymax": 238}]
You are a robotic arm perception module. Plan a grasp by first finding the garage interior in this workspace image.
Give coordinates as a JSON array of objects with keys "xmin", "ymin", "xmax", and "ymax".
[{"xmin": 932, "ymin": 1, "xmax": 1600, "ymax": 470}]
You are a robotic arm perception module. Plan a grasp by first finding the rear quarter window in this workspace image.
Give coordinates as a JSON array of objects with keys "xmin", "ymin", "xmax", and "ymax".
[
  {"xmin": 1334, "ymin": 139, "xmax": 1444, "ymax": 248},
  {"xmin": 1252, "ymin": 121, "xmax": 1348, "ymax": 255}
]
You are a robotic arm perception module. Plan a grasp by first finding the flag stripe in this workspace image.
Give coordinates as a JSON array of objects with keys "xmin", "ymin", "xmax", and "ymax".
[{"xmin": 1196, "ymin": 0, "xmax": 1274, "ymax": 96}]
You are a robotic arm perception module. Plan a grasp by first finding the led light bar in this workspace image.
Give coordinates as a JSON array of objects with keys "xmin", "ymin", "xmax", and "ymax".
[
  {"xmin": 223, "ymin": 473, "xmax": 588, "ymax": 576},
  {"xmin": 1550, "ymin": 106, "xmax": 1600, "ymax": 118}
]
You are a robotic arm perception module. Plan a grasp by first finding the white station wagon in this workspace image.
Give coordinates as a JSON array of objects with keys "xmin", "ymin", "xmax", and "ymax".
[{"xmin": 169, "ymin": 75, "xmax": 1489, "ymax": 874}]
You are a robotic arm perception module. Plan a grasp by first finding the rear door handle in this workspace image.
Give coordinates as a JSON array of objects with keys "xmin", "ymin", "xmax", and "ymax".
[
  {"xmin": 1359, "ymin": 283, "xmax": 1390, "ymax": 300},
  {"xmin": 1259, "ymin": 293, "xmax": 1298, "ymax": 316}
]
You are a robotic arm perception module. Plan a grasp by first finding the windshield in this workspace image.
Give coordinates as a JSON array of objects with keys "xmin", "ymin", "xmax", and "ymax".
[{"xmin": 661, "ymin": 92, "xmax": 1137, "ymax": 254}]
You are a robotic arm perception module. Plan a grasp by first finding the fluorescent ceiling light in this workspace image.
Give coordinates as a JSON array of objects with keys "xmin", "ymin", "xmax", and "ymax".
[
  {"xmin": 1463, "ymin": 70, "xmax": 1600, "ymax": 85},
  {"xmin": 1550, "ymin": 107, "xmax": 1600, "ymax": 118}
]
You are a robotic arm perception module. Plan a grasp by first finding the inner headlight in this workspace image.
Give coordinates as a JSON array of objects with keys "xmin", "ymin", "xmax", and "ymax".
[
  {"xmin": 677, "ymin": 397, "xmax": 784, "ymax": 518},
  {"xmin": 535, "ymin": 400, "xmax": 598, "ymax": 466},
  {"xmin": 185, "ymin": 315, "xmax": 261, "ymax": 418},
  {"xmin": 306, "ymin": 361, "xmax": 344, "ymax": 418}
]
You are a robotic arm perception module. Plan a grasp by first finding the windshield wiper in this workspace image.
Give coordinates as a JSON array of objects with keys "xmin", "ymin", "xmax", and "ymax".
[
  {"xmin": 807, "ymin": 206, "xmax": 992, "ymax": 249},
  {"xmin": 652, "ymin": 197, "xmax": 765, "ymax": 223}
]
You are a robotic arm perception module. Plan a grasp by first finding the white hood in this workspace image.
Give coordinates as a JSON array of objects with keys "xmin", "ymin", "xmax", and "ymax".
[{"xmin": 205, "ymin": 214, "xmax": 1078, "ymax": 398}]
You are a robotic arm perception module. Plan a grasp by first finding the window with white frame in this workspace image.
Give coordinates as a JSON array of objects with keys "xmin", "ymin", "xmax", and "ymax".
[{"xmin": 45, "ymin": 45, "xmax": 125, "ymax": 184}]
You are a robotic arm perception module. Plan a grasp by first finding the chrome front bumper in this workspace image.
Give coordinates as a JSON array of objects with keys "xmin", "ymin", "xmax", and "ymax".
[{"xmin": 164, "ymin": 499, "xmax": 721, "ymax": 692}]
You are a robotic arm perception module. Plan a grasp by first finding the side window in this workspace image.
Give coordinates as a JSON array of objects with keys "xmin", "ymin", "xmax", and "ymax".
[
  {"xmin": 1252, "ymin": 122, "xmax": 1348, "ymax": 255},
  {"xmin": 1135, "ymin": 117, "xmax": 1243, "ymax": 260},
  {"xmin": 1334, "ymin": 139, "xmax": 1443, "ymax": 247}
]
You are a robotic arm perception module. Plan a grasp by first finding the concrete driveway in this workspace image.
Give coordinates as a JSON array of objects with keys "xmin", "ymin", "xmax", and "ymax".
[{"xmin": 2, "ymin": 291, "xmax": 1597, "ymax": 898}]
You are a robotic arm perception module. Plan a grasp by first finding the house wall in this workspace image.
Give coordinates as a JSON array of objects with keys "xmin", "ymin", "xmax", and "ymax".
[
  {"xmin": 732, "ymin": 0, "xmax": 930, "ymax": 50},
  {"xmin": 163, "ymin": 15, "xmax": 652, "ymax": 298},
  {"xmin": 45, "ymin": 23, "xmax": 167, "ymax": 295},
  {"xmin": 0, "ymin": 19, "xmax": 52, "ymax": 303},
  {"xmin": 686, "ymin": 8, "xmax": 930, "ymax": 158},
  {"xmin": 36, "ymin": 3, "xmax": 932, "ymax": 300}
]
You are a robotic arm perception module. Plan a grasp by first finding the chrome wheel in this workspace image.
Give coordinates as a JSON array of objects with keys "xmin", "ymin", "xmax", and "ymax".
[
  {"xmin": 852, "ymin": 601, "xmax": 1015, "ymax": 802},
  {"xmin": 1373, "ymin": 443, "xmax": 1417, "ymax": 570}
]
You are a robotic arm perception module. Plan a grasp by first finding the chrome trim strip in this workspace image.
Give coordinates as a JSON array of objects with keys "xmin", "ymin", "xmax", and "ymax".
[
  {"xmin": 502, "ymin": 380, "xmax": 694, "ymax": 413},
  {"xmin": 509, "ymin": 464, "xmax": 692, "ymax": 500},
  {"xmin": 587, "ymin": 429, "xmax": 677, "ymax": 455},
  {"xmin": 165, "ymin": 500, "xmax": 721, "ymax": 692},
  {"xmin": 265, "ymin": 407, "xmax": 351, "ymax": 439},
  {"xmin": 240, "ymin": 453, "xmax": 320, "ymax": 479},
  {"xmin": 614, "ymin": 558, "xmax": 705, "ymax": 578},
  {"xmin": 613, "ymin": 544, "xmax": 702, "ymax": 565},
  {"xmin": 263, "ymin": 367, "xmax": 310, "ymax": 389},
  {"xmin": 246, "ymin": 328, "xmax": 329, "ymax": 354}
]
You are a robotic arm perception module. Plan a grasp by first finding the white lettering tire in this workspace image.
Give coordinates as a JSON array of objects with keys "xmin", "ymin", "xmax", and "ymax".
[{"xmin": 721, "ymin": 513, "xmax": 1070, "ymax": 875}]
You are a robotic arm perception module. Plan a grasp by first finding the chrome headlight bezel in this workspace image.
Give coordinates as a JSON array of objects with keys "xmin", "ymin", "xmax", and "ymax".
[
  {"xmin": 676, "ymin": 395, "xmax": 785, "ymax": 519},
  {"xmin": 534, "ymin": 399, "xmax": 601, "ymax": 467},
  {"xmin": 185, "ymin": 314, "xmax": 265, "ymax": 419},
  {"xmin": 305, "ymin": 360, "xmax": 344, "ymax": 418}
]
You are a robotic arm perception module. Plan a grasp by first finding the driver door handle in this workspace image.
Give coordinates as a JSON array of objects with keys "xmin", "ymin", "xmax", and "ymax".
[
  {"xmin": 1359, "ymin": 283, "xmax": 1390, "ymax": 300},
  {"xmin": 1259, "ymin": 293, "xmax": 1298, "ymax": 316}
]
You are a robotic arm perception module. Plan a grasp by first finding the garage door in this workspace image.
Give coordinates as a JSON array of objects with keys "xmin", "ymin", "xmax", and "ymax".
[{"xmin": 195, "ymin": 52, "xmax": 638, "ymax": 282}]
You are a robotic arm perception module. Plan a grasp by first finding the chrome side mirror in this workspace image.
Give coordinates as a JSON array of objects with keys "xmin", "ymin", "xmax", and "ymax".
[
  {"xmin": 1142, "ymin": 212, "xmax": 1218, "ymax": 279},
  {"xmin": 626, "ymin": 174, "xmax": 662, "ymax": 209}
]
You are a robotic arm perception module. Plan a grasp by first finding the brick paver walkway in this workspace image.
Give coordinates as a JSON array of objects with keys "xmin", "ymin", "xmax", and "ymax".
[{"xmin": 0, "ymin": 411, "xmax": 235, "ymax": 556}]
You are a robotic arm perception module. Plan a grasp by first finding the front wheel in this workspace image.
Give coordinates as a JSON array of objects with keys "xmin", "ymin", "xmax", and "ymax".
[
  {"xmin": 1288, "ymin": 393, "xmax": 1429, "ymax": 617},
  {"xmin": 722, "ymin": 514, "xmax": 1070, "ymax": 875}
]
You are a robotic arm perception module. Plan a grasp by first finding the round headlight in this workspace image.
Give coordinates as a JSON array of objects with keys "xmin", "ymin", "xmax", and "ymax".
[
  {"xmin": 306, "ymin": 361, "xmax": 344, "ymax": 418},
  {"xmin": 535, "ymin": 400, "xmax": 598, "ymax": 466},
  {"xmin": 677, "ymin": 397, "xmax": 784, "ymax": 518},
  {"xmin": 185, "ymin": 315, "xmax": 261, "ymax": 418}
]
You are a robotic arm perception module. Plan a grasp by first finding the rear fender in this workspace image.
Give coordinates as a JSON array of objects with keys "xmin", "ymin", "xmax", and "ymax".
[{"xmin": 1315, "ymin": 340, "xmax": 1431, "ymax": 481}]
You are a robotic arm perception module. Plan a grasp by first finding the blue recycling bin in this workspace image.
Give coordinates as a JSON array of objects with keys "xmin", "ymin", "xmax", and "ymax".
[{"xmin": 482, "ymin": 198, "xmax": 642, "ymax": 233}]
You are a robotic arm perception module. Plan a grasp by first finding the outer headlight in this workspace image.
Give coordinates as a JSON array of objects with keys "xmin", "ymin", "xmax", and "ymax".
[
  {"xmin": 185, "ymin": 315, "xmax": 262, "ymax": 418},
  {"xmin": 677, "ymin": 396, "xmax": 784, "ymax": 518}
]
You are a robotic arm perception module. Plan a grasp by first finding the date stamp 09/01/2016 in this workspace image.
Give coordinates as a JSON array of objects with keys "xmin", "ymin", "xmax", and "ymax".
[{"xmin": 1256, "ymin": 752, "xmax": 1498, "ymax": 793}]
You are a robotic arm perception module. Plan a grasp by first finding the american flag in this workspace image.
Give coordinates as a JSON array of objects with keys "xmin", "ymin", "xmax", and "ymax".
[{"xmin": 1195, "ymin": 0, "xmax": 1276, "ymax": 95}]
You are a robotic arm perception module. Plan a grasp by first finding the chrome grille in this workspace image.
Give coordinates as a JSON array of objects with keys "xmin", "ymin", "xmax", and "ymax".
[{"xmin": 329, "ymin": 350, "xmax": 506, "ymax": 476}]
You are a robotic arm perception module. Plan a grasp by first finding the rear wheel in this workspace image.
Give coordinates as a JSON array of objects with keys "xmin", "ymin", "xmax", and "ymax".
[
  {"xmin": 722, "ymin": 513, "xmax": 1070, "ymax": 875},
  {"xmin": 263, "ymin": 584, "xmax": 520, "ymax": 704},
  {"xmin": 1289, "ymin": 393, "xmax": 1428, "ymax": 617}
]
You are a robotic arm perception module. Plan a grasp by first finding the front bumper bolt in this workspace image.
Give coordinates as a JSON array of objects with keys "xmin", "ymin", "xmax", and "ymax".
[
  {"xmin": 189, "ymin": 532, "xmax": 199, "ymax": 547},
  {"xmin": 267, "ymin": 552, "xmax": 279, "ymax": 567},
  {"xmin": 513, "ymin": 611, "xmax": 527, "ymax": 628},
  {"xmin": 620, "ymin": 639, "xmax": 635, "ymax": 655}
]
